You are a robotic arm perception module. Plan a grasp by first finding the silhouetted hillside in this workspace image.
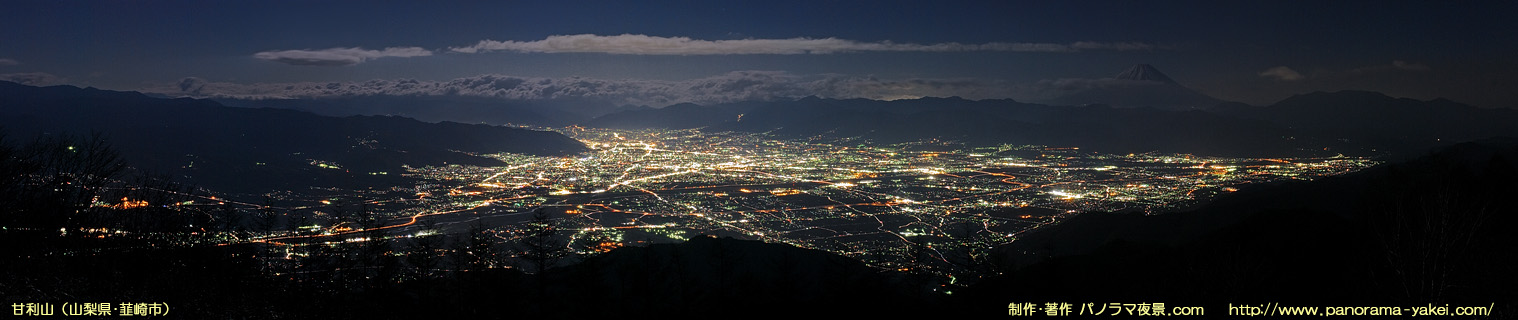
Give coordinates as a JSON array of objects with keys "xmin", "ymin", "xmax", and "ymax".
[
  {"xmin": 1218, "ymin": 90, "xmax": 1518, "ymax": 157},
  {"xmin": 957, "ymin": 138, "xmax": 1518, "ymax": 317},
  {"xmin": 2, "ymin": 233, "xmax": 946, "ymax": 319},
  {"xmin": 0, "ymin": 81, "xmax": 588, "ymax": 194}
]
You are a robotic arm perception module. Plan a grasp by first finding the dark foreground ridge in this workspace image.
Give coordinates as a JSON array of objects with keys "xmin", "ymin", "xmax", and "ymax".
[
  {"xmin": 956, "ymin": 138, "xmax": 1518, "ymax": 317},
  {"xmin": 0, "ymin": 234, "xmax": 944, "ymax": 318}
]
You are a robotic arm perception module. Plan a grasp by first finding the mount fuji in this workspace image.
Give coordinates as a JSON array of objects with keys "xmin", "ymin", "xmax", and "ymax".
[
  {"xmin": 1034, "ymin": 64, "xmax": 1225, "ymax": 110},
  {"xmin": 1115, "ymin": 64, "xmax": 1180, "ymax": 83}
]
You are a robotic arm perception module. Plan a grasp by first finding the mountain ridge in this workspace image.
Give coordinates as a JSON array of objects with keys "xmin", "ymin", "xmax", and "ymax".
[
  {"xmin": 586, "ymin": 89, "xmax": 1518, "ymax": 158},
  {"xmin": 0, "ymin": 81, "xmax": 588, "ymax": 194}
]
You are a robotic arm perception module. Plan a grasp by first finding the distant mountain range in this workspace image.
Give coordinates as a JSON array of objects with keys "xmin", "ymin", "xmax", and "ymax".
[
  {"xmin": 588, "ymin": 90, "xmax": 1518, "ymax": 157},
  {"xmin": 1216, "ymin": 90, "xmax": 1518, "ymax": 153},
  {"xmin": 0, "ymin": 81, "xmax": 587, "ymax": 194},
  {"xmin": 199, "ymin": 64, "xmax": 1226, "ymax": 125},
  {"xmin": 589, "ymin": 96, "xmax": 1311, "ymax": 156},
  {"xmin": 191, "ymin": 64, "xmax": 1518, "ymax": 158}
]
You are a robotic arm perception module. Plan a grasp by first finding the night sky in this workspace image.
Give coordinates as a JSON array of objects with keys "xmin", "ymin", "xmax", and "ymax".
[{"xmin": 3, "ymin": 0, "xmax": 1515, "ymax": 107}]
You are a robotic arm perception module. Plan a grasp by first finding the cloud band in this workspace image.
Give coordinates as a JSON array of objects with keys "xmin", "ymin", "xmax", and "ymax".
[
  {"xmin": 449, "ymin": 34, "xmax": 1153, "ymax": 55},
  {"xmin": 253, "ymin": 47, "xmax": 433, "ymax": 66}
]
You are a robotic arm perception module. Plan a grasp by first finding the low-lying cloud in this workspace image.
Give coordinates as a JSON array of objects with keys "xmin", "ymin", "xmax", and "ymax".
[
  {"xmin": 150, "ymin": 70, "xmax": 1186, "ymax": 107},
  {"xmin": 254, "ymin": 34, "xmax": 1157, "ymax": 66},
  {"xmin": 153, "ymin": 72, "xmax": 1048, "ymax": 106},
  {"xmin": 0, "ymin": 58, "xmax": 19, "ymax": 66},
  {"xmin": 1391, "ymin": 60, "xmax": 1430, "ymax": 71},
  {"xmin": 253, "ymin": 47, "xmax": 433, "ymax": 66},
  {"xmin": 1259, "ymin": 66, "xmax": 1304, "ymax": 81},
  {"xmin": 0, "ymin": 72, "xmax": 66, "ymax": 86},
  {"xmin": 1340, "ymin": 60, "xmax": 1433, "ymax": 76},
  {"xmin": 449, "ymin": 34, "xmax": 1154, "ymax": 55}
]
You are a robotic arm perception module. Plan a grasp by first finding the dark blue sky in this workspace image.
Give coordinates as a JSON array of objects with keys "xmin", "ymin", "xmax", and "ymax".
[{"xmin": 2, "ymin": 0, "xmax": 1514, "ymax": 107}]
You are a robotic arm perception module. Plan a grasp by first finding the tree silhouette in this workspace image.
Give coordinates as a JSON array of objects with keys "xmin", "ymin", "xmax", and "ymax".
[
  {"xmin": 1, "ymin": 132, "xmax": 124, "ymax": 231},
  {"xmin": 255, "ymin": 195, "xmax": 280, "ymax": 234},
  {"xmin": 519, "ymin": 208, "xmax": 569, "ymax": 273},
  {"xmin": 1363, "ymin": 159, "xmax": 1500, "ymax": 302},
  {"xmin": 110, "ymin": 172, "xmax": 202, "ymax": 233},
  {"xmin": 455, "ymin": 218, "xmax": 498, "ymax": 276},
  {"xmin": 404, "ymin": 218, "xmax": 444, "ymax": 280},
  {"xmin": 948, "ymin": 220, "xmax": 999, "ymax": 282},
  {"xmin": 289, "ymin": 210, "xmax": 312, "ymax": 235},
  {"xmin": 350, "ymin": 197, "xmax": 397, "ymax": 288},
  {"xmin": 214, "ymin": 201, "xmax": 243, "ymax": 233},
  {"xmin": 0, "ymin": 131, "xmax": 36, "ymax": 226}
]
